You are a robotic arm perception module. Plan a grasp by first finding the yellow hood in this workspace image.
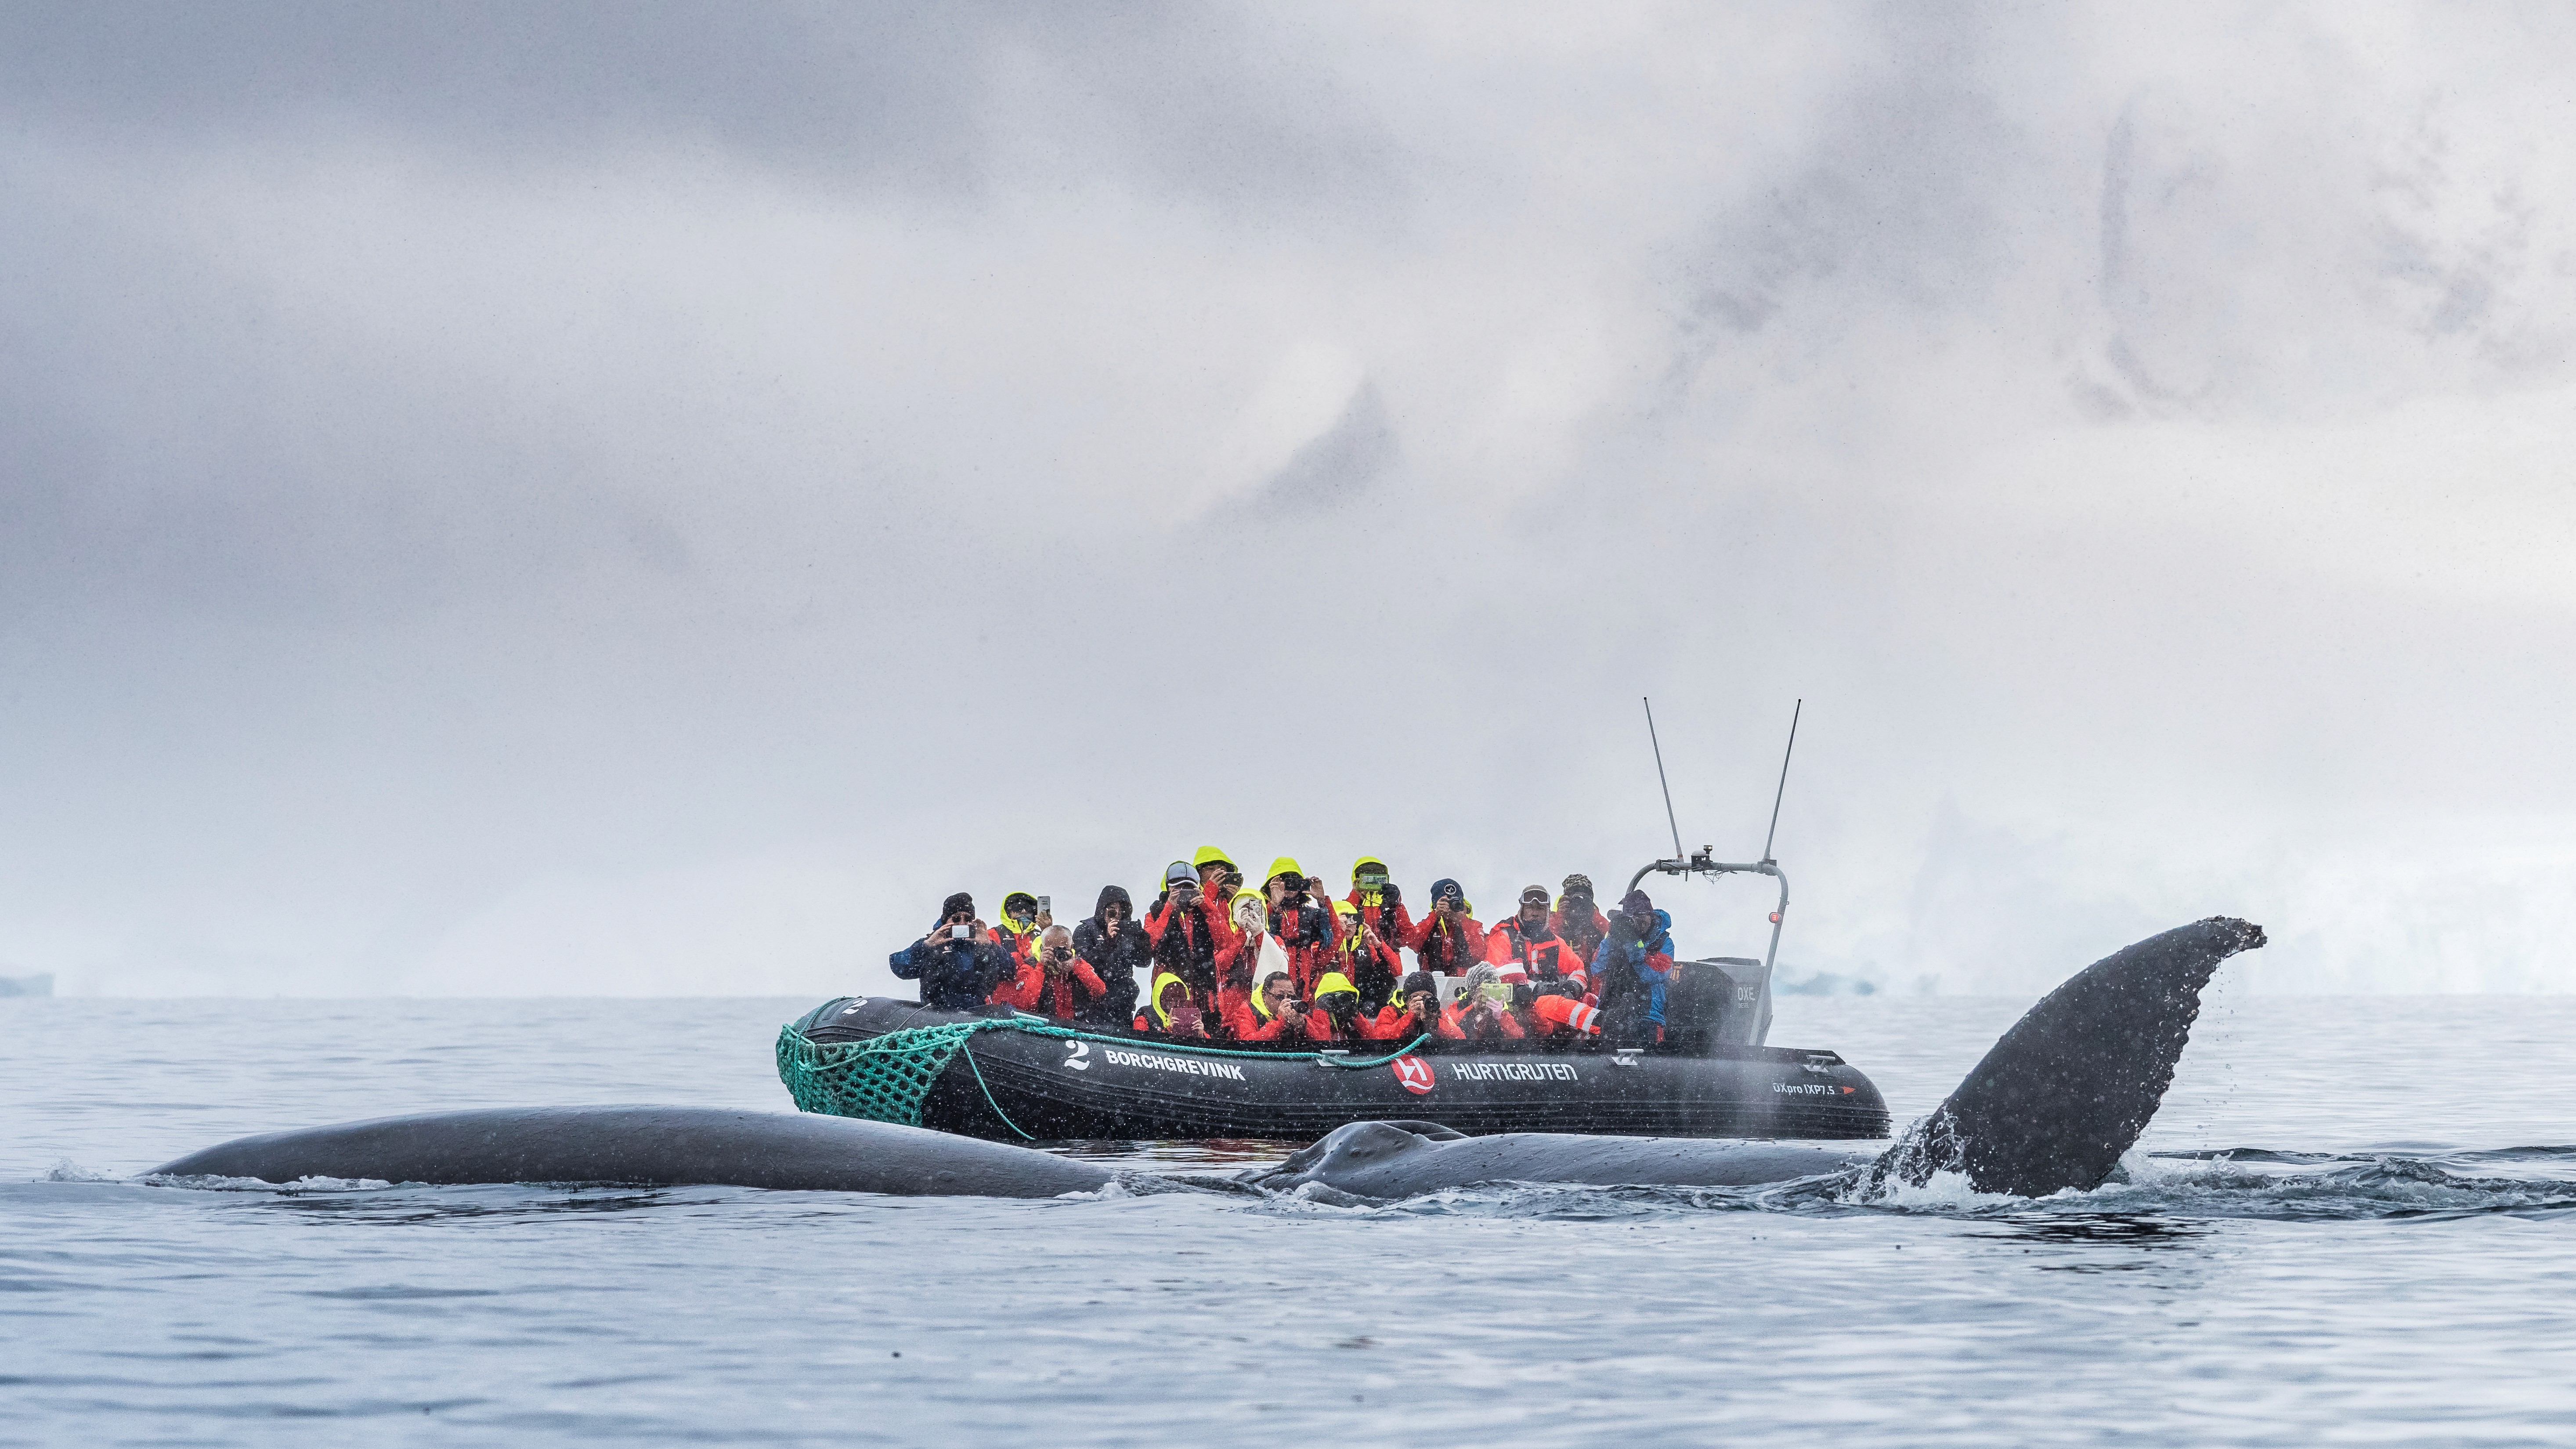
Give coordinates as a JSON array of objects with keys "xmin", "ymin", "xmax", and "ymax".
[
  {"xmin": 1264, "ymin": 856, "xmax": 1304, "ymax": 886},
  {"xmin": 1313, "ymin": 971, "xmax": 1358, "ymax": 1000},
  {"xmin": 1148, "ymin": 972, "xmax": 1189, "ymax": 1028},
  {"xmin": 1350, "ymin": 855, "xmax": 1388, "ymax": 883},
  {"xmin": 1191, "ymin": 845, "xmax": 1236, "ymax": 873}
]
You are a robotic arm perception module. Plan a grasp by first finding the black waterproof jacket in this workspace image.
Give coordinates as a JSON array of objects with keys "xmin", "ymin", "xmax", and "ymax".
[
  {"xmin": 890, "ymin": 935, "xmax": 1013, "ymax": 1010},
  {"xmin": 1071, "ymin": 885, "xmax": 1149, "ymax": 1027}
]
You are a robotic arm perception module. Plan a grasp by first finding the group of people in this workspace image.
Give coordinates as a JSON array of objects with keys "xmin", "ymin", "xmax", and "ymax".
[{"xmin": 889, "ymin": 850, "xmax": 1682, "ymax": 1050}]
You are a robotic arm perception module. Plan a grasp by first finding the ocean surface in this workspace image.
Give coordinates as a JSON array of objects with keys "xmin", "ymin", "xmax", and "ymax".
[{"xmin": 5, "ymin": 984, "xmax": 2573, "ymax": 1446}]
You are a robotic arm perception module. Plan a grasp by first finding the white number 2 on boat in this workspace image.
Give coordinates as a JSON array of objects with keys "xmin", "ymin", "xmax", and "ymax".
[{"xmin": 1062, "ymin": 1040, "xmax": 1091, "ymax": 1071}]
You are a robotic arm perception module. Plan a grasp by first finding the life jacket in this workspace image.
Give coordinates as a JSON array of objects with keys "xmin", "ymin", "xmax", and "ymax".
[
  {"xmin": 986, "ymin": 890, "xmax": 1044, "ymax": 966},
  {"xmin": 1485, "ymin": 916, "xmax": 1590, "ymax": 985},
  {"xmin": 1405, "ymin": 907, "xmax": 1484, "ymax": 974},
  {"xmin": 1145, "ymin": 892, "xmax": 1232, "ymax": 1000},
  {"xmin": 1219, "ymin": 979, "xmax": 1297, "ymax": 1041},
  {"xmin": 1268, "ymin": 898, "xmax": 1342, "ymax": 996},
  {"xmin": 1332, "ymin": 901, "xmax": 1401, "ymax": 1008}
]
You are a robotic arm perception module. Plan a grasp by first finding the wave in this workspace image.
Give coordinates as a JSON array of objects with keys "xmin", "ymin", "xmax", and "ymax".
[{"xmin": 1255, "ymin": 1144, "xmax": 2576, "ymax": 1223}]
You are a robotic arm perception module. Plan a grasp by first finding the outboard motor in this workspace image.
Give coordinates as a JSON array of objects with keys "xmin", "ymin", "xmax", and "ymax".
[{"xmin": 1659, "ymin": 957, "xmax": 1772, "ymax": 1052}]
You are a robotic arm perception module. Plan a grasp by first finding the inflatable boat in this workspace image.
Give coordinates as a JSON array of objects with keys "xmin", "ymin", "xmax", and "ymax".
[
  {"xmin": 777, "ymin": 991, "xmax": 1886, "ymax": 1143},
  {"xmin": 781, "ymin": 850, "xmax": 1890, "ymax": 1142}
]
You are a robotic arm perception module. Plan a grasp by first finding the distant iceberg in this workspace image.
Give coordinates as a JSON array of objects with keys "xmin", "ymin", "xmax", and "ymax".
[
  {"xmin": 1772, "ymin": 969, "xmax": 1877, "ymax": 997},
  {"xmin": 0, "ymin": 972, "xmax": 54, "ymax": 997}
]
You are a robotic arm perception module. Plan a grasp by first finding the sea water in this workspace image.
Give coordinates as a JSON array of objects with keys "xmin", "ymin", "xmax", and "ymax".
[{"xmin": 4, "ymin": 987, "xmax": 2572, "ymax": 1446}]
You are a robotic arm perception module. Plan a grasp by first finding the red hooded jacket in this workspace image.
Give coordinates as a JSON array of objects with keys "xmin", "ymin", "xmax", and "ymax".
[
  {"xmin": 1484, "ymin": 915, "xmax": 1591, "ymax": 986},
  {"xmin": 1403, "ymin": 908, "xmax": 1486, "ymax": 975}
]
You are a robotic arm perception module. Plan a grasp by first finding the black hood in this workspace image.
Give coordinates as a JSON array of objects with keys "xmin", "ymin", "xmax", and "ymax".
[{"xmin": 1092, "ymin": 885, "xmax": 1134, "ymax": 927}]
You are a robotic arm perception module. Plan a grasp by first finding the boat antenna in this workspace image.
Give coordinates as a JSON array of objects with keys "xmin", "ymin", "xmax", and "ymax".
[
  {"xmin": 1642, "ymin": 696, "xmax": 1684, "ymax": 861},
  {"xmin": 1759, "ymin": 698, "xmax": 1802, "ymax": 865}
]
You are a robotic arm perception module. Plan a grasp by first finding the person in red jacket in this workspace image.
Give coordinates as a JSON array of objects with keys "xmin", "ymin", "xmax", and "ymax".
[
  {"xmin": 1136, "ymin": 971, "xmax": 1209, "ymax": 1039},
  {"xmin": 1145, "ymin": 860, "xmax": 1240, "ymax": 1010},
  {"xmin": 1257, "ymin": 858, "xmax": 1343, "ymax": 996},
  {"xmin": 1219, "ymin": 970, "xmax": 1308, "ymax": 1042},
  {"xmin": 1299, "ymin": 970, "xmax": 1370, "ymax": 1044},
  {"xmin": 993, "ymin": 925, "xmax": 1106, "ymax": 1020},
  {"xmin": 1549, "ymin": 874, "xmax": 1610, "ymax": 965},
  {"xmin": 1344, "ymin": 854, "xmax": 1417, "ymax": 957},
  {"xmin": 1443, "ymin": 963, "xmax": 1526, "ymax": 1044},
  {"xmin": 1362, "ymin": 971, "xmax": 1462, "ymax": 1042},
  {"xmin": 1485, "ymin": 885, "xmax": 1591, "ymax": 988},
  {"xmin": 987, "ymin": 890, "xmax": 1051, "ymax": 968},
  {"xmin": 1403, "ymin": 878, "xmax": 1484, "ymax": 975},
  {"xmin": 1332, "ymin": 899, "xmax": 1405, "ymax": 1011}
]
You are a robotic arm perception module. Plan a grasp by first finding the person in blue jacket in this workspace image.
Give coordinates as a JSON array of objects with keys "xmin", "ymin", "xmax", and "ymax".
[
  {"xmin": 892, "ymin": 892, "xmax": 1015, "ymax": 1009},
  {"xmin": 1592, "ymin": 890, "xmax": 1674, "ymax": 1048}
]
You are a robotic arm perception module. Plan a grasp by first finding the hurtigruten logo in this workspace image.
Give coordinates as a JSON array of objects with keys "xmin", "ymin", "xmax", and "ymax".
[{"xmin": 1448, "ymin": 1062, "xmax": 1579, "ymax": 1083}]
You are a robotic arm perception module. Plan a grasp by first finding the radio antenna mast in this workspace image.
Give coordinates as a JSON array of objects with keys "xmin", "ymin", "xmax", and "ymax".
[
  {"xmin": 1642, "ymin": 696, "xmax": 1684, "ymax": 860},
  {"xmin": 1760, "ymin": 698, "xmax": 1803, "ymax": 865}
]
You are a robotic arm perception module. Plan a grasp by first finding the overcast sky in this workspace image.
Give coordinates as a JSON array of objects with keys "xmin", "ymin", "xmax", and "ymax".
[{"xmin": 4, "ymin": 2, "xmax": 2572, "ymax": 998}]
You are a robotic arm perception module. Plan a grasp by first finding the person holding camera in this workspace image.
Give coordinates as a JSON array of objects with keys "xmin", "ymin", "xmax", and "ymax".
[
  {"xmin": 1191, "ymin": 846, "xmax": 1242, "ymax": 905},
  {"xmin": 1443, "ymin": 963, "xmax": 1526, "ymax": 1043},
  {"xmin": 988, "ymin": 891, "xmax": 1052, "ymax": 969},
  {"xmin": 1145, "ymin": 860, "xmax": 1238, "ymax": 1014},
  {"xmin": 1592, "ymin": 889, "xmax": 1675, "ymax": 1049},
  {"xmin": 1550, "ymin": 874, "xmax": 1610, "ymax": 964},
  {"xmin": 1071, "ymin": 885, "xmax": 1149, "ymax": 1027},
  {"xmin": 1257, "ymin": 857, "xmax": 1343, "ymax": 997},
  {"xmin": 994, "ymin": 924, "xmax": 1106, "ymax": 1021},
  {"xmin": 1137, "ymin": 970, "xmax": 1210, "ymax": 1039},
  {"xmin": 1330, "ymin": 899, "xmax": 1404, "ymax": 1011},
  {"xmin": 889, "ymin": 892, "xmax": 1017, "ymax": 1010},
  {"xmin": 1401, "ymin": 878, "xmax": 1485, "ymax": 976},
  {"xmin": 1360, "ymin": 969, "xmax": 1463, "ymax": 1041},
  {"xmin": 1219, "ymin": 968, "xmax": 1307, "ymax": 1042},
  {"xmin": 1295, "ymin": 969, "xmax": 1372, "ymax": 1043},
  {"xmin": 1344, "ymin": 855, "xmax": 1416, "ymax": 951}
]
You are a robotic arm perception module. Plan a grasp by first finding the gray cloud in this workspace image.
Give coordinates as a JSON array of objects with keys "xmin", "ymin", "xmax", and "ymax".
[{"xmin": 3, "ymin": 4, "xmax": 2572, "ymax": 998}]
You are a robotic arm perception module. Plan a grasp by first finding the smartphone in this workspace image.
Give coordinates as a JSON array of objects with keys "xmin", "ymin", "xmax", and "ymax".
[
  {"xmin": 1037, "ymin": 895, "xmax": 1051, "ymax": 914},
  {"xmin": 949, "ymin": 923, "xmax": 972, "ymax": 941}
]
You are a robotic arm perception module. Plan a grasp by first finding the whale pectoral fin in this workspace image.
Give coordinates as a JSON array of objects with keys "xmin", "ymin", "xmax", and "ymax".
[{"xmin": 1868, "ymin": 915, "xmax": 2264, "ymax": 1199}]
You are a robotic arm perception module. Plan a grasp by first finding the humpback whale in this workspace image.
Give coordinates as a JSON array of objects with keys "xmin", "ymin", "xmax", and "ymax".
[{"xmin": 150, "ymin": 917, "xmax": 2262, "ymax": 1200}]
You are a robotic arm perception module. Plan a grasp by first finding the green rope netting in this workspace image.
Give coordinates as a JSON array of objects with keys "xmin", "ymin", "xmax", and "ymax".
[
  {"xmin": 774, "ymin": 1016, "xmax": 1430, "ymax": 1131},
  {"xmin": 773, "ymin": 1020, "xmax": 1015, "ymax": 1127}
]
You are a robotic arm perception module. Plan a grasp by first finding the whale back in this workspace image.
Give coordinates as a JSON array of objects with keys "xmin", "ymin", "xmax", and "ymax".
[
  {"xmin": 1868, "ymin": 915, "xmax": 2265, "ymax": 1197},
  {"xmin": 148, "ymin": 1105, "xmax": 1116, "ymax": 1198}
]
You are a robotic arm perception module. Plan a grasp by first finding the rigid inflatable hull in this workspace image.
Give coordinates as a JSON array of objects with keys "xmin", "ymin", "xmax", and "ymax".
[{"xmin": 788, "ymin": 998, "xmax": 1891, "ymax": 1143}]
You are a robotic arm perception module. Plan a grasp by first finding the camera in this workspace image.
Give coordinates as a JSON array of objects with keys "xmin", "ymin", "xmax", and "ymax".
[
  {"xmin": 1220, "ymin": 869, "xmax": 1244, "ymax": 893},
  {"xmin": 948, "ymin": 923, "xmax": 973, "ymax": 941},
  {"xmin": 1276, "ymin": 872, "xmax": 1306, "ymax": 893}
]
